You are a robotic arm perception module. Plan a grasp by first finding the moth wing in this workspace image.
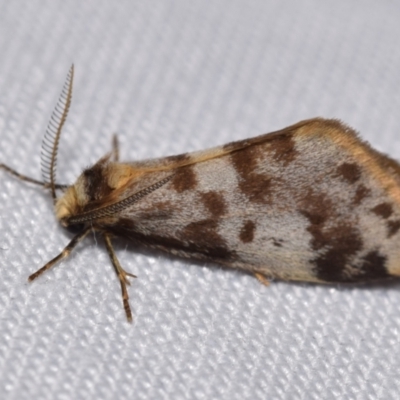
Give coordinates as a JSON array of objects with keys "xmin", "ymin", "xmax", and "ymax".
[{"xmin": 104, "ymin": 118, "xmax": 400, "ymax": 283}]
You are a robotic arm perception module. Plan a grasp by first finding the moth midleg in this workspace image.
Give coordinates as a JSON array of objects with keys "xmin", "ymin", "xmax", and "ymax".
[
  {"xmin": 28, "ymin": 227, "xmax": 91, "ymax": 281},
  {"xmin": 103, "ymin": 233, "xmax": 136, "ymax": 322},
  {"xmin": 111, "ymin": 134, "xmax": 119, "ymax": 162},
  {"xmin": 0, "ymin": 163, "xmax": 67, "ymax": 189}
]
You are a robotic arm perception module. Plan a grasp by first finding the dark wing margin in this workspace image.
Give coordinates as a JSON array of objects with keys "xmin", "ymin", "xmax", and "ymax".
[{"xmin": 41, "ymin": 64, "xmax": 74, "ymax": 202}]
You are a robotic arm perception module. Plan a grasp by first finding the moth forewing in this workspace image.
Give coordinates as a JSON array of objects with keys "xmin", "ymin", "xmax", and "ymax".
[{"xmin": 92, "ymin": 117, "xmax": 400, "ymax": 285}]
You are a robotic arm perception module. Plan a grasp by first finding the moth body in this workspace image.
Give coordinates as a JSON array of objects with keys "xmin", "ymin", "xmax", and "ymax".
[
  {"xmin": 58, "ymin": 118, "xmax": 400, "ymax": 284},
  {"xmin": 2, "ymin": 65, "xmax": 400, "ymax": 322}
]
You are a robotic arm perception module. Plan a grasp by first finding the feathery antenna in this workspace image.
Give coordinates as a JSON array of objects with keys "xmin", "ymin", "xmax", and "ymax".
[{"xmin": 41, "ymin": 64, "xmax": 74, "ymax": 202}]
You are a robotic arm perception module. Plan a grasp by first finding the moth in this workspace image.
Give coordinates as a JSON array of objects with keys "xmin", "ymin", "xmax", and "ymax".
[{"xmin": 2, "ymin": 65, "xmax": 400, "ymax": 322}]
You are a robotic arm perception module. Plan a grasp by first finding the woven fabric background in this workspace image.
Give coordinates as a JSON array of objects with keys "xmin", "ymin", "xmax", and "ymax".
[{"xmin": 1, "ymin": 1, "xmax": 400, "ymax": 399}]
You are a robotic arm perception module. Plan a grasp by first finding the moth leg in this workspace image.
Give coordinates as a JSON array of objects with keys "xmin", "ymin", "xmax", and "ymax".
[
  {"xmin": 103, "ymin": 233, "xmax": 136, "ymax": 322},
  {"xmin": 254, "ymin": 272, "xmax": 270, "ymax": 286},
  {"xmin": 28, "ymin": 227, "xmax": 91, "ymax": 281},
  {"xmin": 111, "ymin": 134, "xmax": 119, "ymax": 162},
  {"xmin": 0, "ymin": 163, "xmax": 68, "ymax": 189}
]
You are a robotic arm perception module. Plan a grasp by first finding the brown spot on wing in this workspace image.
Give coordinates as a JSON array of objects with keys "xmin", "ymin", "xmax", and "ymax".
[
  {"xmin": 371, "ymin": 203, "xmax": 393, "ymax": 219},
  {"xmin": 299, "ymin": 190, "xmax": 368, "ymax": 282},
  {"xmin": 336, "ymin": 162, "xmax": 361, "ymax": 183},
  {"xmin": 266, "ymin": 133, "xmax": 298, "ymax": 165},
  {"xmin": 230, "ymin": 144, "xmax": 261, "ymax": 176},
  {"xmin": 230, "ymin": 145, "xmax": 273, "ymax": 204},
  {"xmin": 299, "ymin": 191, "xmax": 333, "ymax": 249},
  {"xmin": 300, "ymin": 209, "xmax": 328, "ymax": 228},
  {"xmin": 239, "ymin": 174, "xmax": 273, "ymax": 203},
  {"xmin": 239, "ymin": 220, "xmax": 256, "ymax": 243},
  {"xmin": 301, "ymin": 193, "xmax": 388, "ymax": 282},
  {"xmin": 182, "ymin": 219, "xmax": 233, "ymax": 259},
  {"xmin": 353, "ymin": 185, "xmax": 370, "ymax": 205},
  {"xmin": 359, "ymin": 251, "xmax": 388, "ymax": 280},
  {"xmin": 272, "ymin": 238, "xmax": 283, "ymax": 247},
  {"xmin": 312, "ymin": 225, "xmax": 363, "ymax": 282},
  {"xmin": 171, "ymin": 165, "xmax": 197, "ymax": 193},
  {"xmin": 387, "ymin": 220, "xmax": 400, "ymax": 237},
  {"xmin": 201, "ymin": 191, "xmax": 226, "ymax": 217}
]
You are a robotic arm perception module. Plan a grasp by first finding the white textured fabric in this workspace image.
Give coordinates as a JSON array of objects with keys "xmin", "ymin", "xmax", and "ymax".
[{"xmin": 1, "ymin": 1, "xmax": 400, "ymax": 399}]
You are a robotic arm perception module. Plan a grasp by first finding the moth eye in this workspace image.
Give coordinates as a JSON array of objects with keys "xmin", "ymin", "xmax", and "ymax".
[{"xmin": 65, "ymin": 223, "xmax": 85, "ymax": 234}]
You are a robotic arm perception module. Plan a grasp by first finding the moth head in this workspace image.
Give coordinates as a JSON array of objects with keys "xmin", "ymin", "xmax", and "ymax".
[
  {"xmin": 55, "ymin": 154, "xmax": 136, "ymax": 230},
  {"xmin": 55, "ymin": 155, "xmax": 109, "ymax": 223}
]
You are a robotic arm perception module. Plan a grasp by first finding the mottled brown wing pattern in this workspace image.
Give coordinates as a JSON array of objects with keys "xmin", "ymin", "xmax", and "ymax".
[{"xmin": 95, "ymin": 118, "xmax": 400, "ymax": 284}]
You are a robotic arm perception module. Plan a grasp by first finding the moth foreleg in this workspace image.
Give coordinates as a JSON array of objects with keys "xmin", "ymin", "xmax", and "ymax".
[
  {"xmin": 103, "ymin": 233, "xmax": 136, "ymax": 323},
  {"xmin": 28, "ymin": 227, "xmax": 91, "ymax": 281}
]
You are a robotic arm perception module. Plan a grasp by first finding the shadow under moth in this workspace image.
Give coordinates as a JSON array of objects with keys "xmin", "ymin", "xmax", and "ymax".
[{"xmin": 2, "ymin": 65, "xmax": 400, "ymax": 322}]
